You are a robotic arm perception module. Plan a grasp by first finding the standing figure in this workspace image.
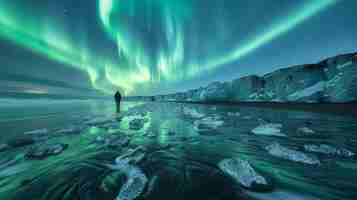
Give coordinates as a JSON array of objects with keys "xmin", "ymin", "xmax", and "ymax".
[{"xmin": 114, "ymin": 91, "xmax": 122, "ymax": 113}]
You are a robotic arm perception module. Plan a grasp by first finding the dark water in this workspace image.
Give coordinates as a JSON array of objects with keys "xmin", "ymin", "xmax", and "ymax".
[{"xmin": 0, "ymin": 99, "xmax": 356, "ymax": 200}]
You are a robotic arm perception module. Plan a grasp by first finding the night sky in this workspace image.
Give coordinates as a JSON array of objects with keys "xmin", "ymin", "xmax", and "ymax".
[{"xmin": 0, "ymin": 0, "xmax": 356, "ymax": 98}]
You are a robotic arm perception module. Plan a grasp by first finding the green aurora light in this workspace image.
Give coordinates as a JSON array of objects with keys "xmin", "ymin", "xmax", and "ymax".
[{"xmin": 0, "ymin": 0, "xmax": 338, "ymax": 95}]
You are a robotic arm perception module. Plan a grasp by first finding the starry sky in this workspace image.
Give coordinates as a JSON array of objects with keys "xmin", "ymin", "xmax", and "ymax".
[{"xmin": 0, "ymin": 0, "xmax": 356, "ymax": 98}]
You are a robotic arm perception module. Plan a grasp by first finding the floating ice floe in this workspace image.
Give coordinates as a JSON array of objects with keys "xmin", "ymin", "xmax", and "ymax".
[
  {"xmin": 84, "ymin": 116, "xmax": 116, "ymax": 126},
  {"xmin": 227, "ymin": 112, "xmax": 241, "ymax": 117},
  {"xmin": 55, "ymin": 126, "xmax": 84, "ymax": 135},
  {"xmin": 0, "ymin": 144, "xmax": 10, "ymax": 152},
  {"xmin": 297, "ymin": 127, "xmax": 315, "ymax": 135},
  {"xmin": 107, "ymin": 147, "xmax": 148, "ymax": 200},
  {"xmin": 251, "ymin": 123, "xmax": 286, "ymax": 137},
  {"xmin": 24, "ymin": 128, "xmax": 48, "ymax": 135},
  {"xmin": 100, "ymin": 122, "xmax": 121, "ymax": 129},
  {"xmin": 242, "ymin": 115, "xmax": 252, "ymax": 120},
  {"xmin": 94, "ymin": 135, "xmax": 130, "ymax": 148},
  {"xmin": 26, "ymin": 143, "xmax": 68, "ymax": 159},
  {"xmin": 183, "ymin": 107, "xmax": 205, "ymax": 118},
  {"xmin": 0, "ymin": 154, "xmax": 30, "ymax": 178},
  {"xmin": 0, "ymin": 162, "xmax": 30, "ymax": 178},
  {"xmin": 129, "ymin": 118, "xmax": 148, "ymax": 130},
  {"xmin": 304, "ymin": 144, "xmax": 355, "ymax": 157},
  {"xmin": 116, "ymin": 165, "xmax": 148, "ymax": 200},
  {"xmin": 194, "ymin": 116, "xmax": 224, "ymax": 131},
  {"xmin": 218, "ymin": 158, "xmax": 271, "ymax": 191},
  {"xmin": 6, "ymin": 137, "xmax": 35, "ymax": 148},
  {"xmin": 265, "ymin": 143, "xmax": 320, "ymax": 165}
]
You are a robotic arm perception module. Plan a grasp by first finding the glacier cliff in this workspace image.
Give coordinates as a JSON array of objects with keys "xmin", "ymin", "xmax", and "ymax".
[{"xmin": 127, "ymin": 52, "xmax": 357, "ymax": 103}]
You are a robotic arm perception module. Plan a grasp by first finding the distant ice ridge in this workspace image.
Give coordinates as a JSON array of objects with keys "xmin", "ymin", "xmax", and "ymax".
[
  {"xmin": 140, "ymin": 52, "xmax": 357, "ymax": 103},
  {"xmin": 0, "ymin": 98, "xmax": 97, "ymax": 107},
  {"xmin": 251, "ymin": 123, "xmax": 286, "ymax": 137},
  {"xmin": 218, "ymin": 158, "xmax": 268, "ymax": 189},
  {"xmin": 266, "ymin": 143, "xmax": 320, "ymax": 165}
]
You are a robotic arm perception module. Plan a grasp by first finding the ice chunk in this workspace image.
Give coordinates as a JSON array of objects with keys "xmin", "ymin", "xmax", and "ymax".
[
  {"xmin": 0, "ymin": 154, "xmax": 29, "ymax": 178},
  {"xmin": 116, "ymin": 166, "xmax": 148, "ymax": 200},
  {"xmin": 183, "ymin": 107, "xmax": 205, "ymax": 118},
  {"xmin": 129, "ymin": 118, "xmax": 146, "ymax": 130},
  {"xmin": 24, "ymin": 128, "xmax": 48, "ymax": 135},
  {"xmin": 227, "ymin": 112, "xmax": 241, "ymax": 117},
  {"xmin": 84, "ymin": 116, "xmax": 115, "ymax": 126},
  {"xmin": 93, "ymin": 135, "xmax": 130, "ymax": 148},
  {"xmin": 194, "ymin": 116, "xmax": 224, "ymax": 131},
  {"xmin": 304, "ymin": 144, "xmax": 355, "ymax": 157},
  {"xmin": 0, "ymin": 162, "xmax": 30, "ymax": 178},
  {"xmin": 266, "ymin": 143, "xmax": 320, "ymax": 165},
  {"xmin": 297, "ymin": 127, "xmax": 315, "ymax": 135},
  {"xmin": 55, "ymin": 126, "xmax": 83, "ymax": 135},
  {"xmin": 252, "ymin": 123, "xmax": 286, "ymax": 137},
  {"xmin": 26, "ymin": 143, "xmax": 68, "ymax": 159},
  {"xmin": 0, "ymin": 144, "xmax": 10, "ymax": 152},
  {"xmin": 107, "ymin": 147, "xmax": 148, "ymax": 200},
  {"xmin": 218, "ymin": 158, "xmax": 270, "ymax": 190},
  {"xmin": 242, "ymin": 115, "xmax": 252, "ymax": 120}
]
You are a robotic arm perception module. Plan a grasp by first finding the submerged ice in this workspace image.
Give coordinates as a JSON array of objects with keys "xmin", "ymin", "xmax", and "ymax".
[
  {"xmin": 218, "ymin": 158, "xmax": 272, "ymax": 191},
  {"xmin": 266, "ymin": 142, "xmax": 320, "ymax": 165}
]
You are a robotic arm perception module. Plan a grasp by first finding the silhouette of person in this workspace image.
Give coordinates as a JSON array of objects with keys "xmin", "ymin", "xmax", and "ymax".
[{"xmin": 114, "ymin": 91, "xmax": 122, "ymax": 113}]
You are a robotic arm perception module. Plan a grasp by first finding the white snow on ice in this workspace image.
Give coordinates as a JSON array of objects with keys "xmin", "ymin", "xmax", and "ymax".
[
  {"xmin": 287, "ymin": 81, "xmax": 325, "ymax": 101},
  {"xmin": 337, "ymin": 61, "xmax": 353, "ymax": 70},
  {"xmin": 183, "ymin": 107, "xmax": 205, "ymax": 118},
  {"xmin": 194, "ymin": 116, "xmax": 224, "ymax": 130},
  {"xmin": 252, "ymin": 123, "xmax": 286, "ymax": 137}
]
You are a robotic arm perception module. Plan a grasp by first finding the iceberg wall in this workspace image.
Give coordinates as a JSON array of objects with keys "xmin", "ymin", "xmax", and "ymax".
[{"xmin": 127, "ymin": 52, "xmax": 357, "ymax": 103}]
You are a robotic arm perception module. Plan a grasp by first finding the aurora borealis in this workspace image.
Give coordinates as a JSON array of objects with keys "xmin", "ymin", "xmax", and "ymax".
[{"xmin": 0, "ymin": 0, "xmax": 356, "ymax": 97}]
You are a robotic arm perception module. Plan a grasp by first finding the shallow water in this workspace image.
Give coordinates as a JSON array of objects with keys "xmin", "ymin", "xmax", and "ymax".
[{"xmin": 0, "ymin": 100, "xmax": 356, "ymax": 199}]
